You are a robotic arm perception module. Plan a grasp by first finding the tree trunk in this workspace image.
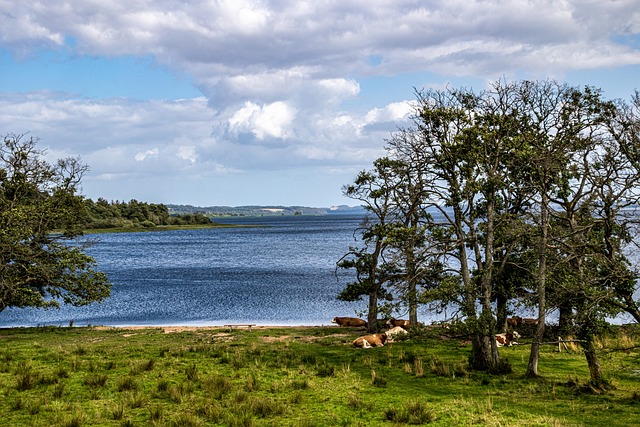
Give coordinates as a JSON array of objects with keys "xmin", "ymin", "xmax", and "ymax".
[
  {"xmin": 470, "ymin": 333, "xmax": 493, "ymax": 371},
  {"xmin": 480, "ymin": 201, "xmax": 500, "ymax": 370},
  {"xmin": 496, "ymin": 293, "xmax": 508, "ymax": 332},
  {"xmin": 406, "ymin": 231, "xmax": 418, "ymax": 326},
  {"xmin": 582, "ymin": 334, "xmax": 604, "ymax": 387},
  {"xmin": 367, "ymin": 290, "xmax": 379, "ymax": 333},
  {"xmin": 453, "ymin": 207, "xmax": 484, "ymax": 370},
  {"xmin": 527, "ymin": 194, "xmax": 548, "ymax": 377},
  {"xmin": 558, "ymin": 303, "xmax": 574, "ymax": 336}
]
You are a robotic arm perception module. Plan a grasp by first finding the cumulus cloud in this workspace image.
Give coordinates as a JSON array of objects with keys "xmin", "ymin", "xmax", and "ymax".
[
  {"xmin": 364, "ymin": 102, "xmax": 414, "ymax": 125},
  {"xmin": 227, "ymin": 101, "xmax": 296, "ymax": 140}
]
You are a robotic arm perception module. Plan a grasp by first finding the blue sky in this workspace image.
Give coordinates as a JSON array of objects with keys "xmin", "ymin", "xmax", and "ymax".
[{"xmin": 1, "ymin": 1, "xmax": 639, "ymax": 207}]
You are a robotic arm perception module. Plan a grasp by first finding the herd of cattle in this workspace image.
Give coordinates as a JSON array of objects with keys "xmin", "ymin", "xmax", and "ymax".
[{"xmin": 331, "ymin": 315, "xmax": 538, "ymax": 349}]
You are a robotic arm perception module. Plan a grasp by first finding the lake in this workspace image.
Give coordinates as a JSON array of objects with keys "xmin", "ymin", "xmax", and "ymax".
[{"xmin": 1, "ymin": 215, "xmax": 368, "ymax": 328}]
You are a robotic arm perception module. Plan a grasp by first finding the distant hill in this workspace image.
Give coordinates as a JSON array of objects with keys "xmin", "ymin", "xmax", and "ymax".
[{"xmin": 166, "ymin": 204, "xmax": 366, "ymax": 217}]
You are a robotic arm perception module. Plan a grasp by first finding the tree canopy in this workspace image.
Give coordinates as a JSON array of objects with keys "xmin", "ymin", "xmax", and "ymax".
[{"xmin": 0, "ymin": 133, "xmax": 110, "ymax": 313}]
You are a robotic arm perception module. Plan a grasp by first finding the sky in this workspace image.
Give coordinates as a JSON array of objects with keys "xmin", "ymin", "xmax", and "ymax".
[{"xmin": 1, "ymin": 1, "xmax": 639, "ymax": 208}]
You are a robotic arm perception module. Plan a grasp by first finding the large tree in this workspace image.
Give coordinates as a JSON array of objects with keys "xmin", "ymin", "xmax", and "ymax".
[{"xmin": 0, "ymin": 133, "xmax": 110, "ymax": 313}]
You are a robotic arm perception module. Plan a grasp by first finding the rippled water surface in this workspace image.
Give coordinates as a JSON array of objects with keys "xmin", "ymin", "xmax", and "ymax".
[{"xmin": 1, "ymin": 215, "xmax": 366, "ymax": 327}]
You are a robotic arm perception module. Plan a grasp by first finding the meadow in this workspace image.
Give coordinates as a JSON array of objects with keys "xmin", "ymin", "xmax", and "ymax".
[{"xmin": 0, "ymin": 324, "xmax": 638, "ymax": 426}]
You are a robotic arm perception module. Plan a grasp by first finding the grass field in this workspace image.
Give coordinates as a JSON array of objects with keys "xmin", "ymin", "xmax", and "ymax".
[{"xmin": 0, "ymin": 324, "xmax": 638, "ymax": 426}]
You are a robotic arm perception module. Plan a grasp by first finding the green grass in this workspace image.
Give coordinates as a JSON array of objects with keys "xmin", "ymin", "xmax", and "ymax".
[{"xmin": 0, "ymin": 325, "xmax": 638, "ymax": 426}]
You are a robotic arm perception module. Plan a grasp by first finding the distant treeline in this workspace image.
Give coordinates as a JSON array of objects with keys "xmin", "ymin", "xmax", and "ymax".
[{"xmin": 83, "ymin": 198, "xmax": 213, "ymax": 229}]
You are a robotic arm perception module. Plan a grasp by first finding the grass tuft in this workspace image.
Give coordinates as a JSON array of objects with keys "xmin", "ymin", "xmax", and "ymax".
[
  {"xmin": 116, "ymin": 376, "xmax": 139, "ymax": 392},
  {"xmin": 202, "ymin": 375, "xmax": 232, "ymax": 399},
  {"xmin": 185, "ymin": 363, "xmax": 199, "ymax": 382},
  {"xmin": 316, "ymin": 362, "xmax": 336, "ymax": 377},
  {"xmin": 84, "ymin": 373, "xmax": 108, "ymax": 389},
  {"xmin": 112, "ymin": 402, "xmax": 126, "ymax": 420},
  {"xmin": 169, "ymin": 412, "xmax": 204, "ymax": 427},
  {"xmin": 15, "ymin": 364, "xmax": 41, "ymax": 391},
  {"xmin": 371, "ymin": 369, "xmax": 387, "ymax": 387},
  {"xmin": 384, "ymin": 401, "xmax": 435, "ymax": 424}
]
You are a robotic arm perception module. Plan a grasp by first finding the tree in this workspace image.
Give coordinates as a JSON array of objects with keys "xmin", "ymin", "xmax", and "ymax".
[
  {"xmin": 398, "ymin": 84, "xmax": 527, "ymax": 371},
  {"xmin": 337, "ymin": 158, "xmax": 401, "ymax": 332},
  {"xmin": 0, "ymin": 133, "xmax": 110, "ymax": 313}
]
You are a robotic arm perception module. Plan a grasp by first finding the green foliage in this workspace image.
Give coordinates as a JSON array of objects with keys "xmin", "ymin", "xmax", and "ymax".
[
  {"xmin": 82, "ymin": 198, "xmax": 214, "ymax": 229},
  {"xmin": 0, "ymin": 133, "xmax": 110, "ymax": 313}
]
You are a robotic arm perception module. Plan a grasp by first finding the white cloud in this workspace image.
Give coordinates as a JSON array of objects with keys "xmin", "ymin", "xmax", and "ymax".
[
  {"xmin": 364, "ymin": 101, "xmax": 414, "ymax": 125},
  {"xmin": 227, "ymin": 101, "xmax": 297, "ymax": 140}
]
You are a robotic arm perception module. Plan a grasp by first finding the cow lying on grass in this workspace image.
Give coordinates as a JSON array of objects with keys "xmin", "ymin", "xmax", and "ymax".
[
  {"xmin": 353, "ymin": 327, "xmax": 408, "ymax": 349},
  {"xmin": 332, "ymin": 317, "xmax": 367, "ymax": 328},
  {"xmin": 385, "ymin": 326, "xmax": 408, "ymax": 340},
  {"xmin": 495, "ymin": 331, "xmax": 521, "ymax": 347},
  {"xmin": 386, "ymin": 318, "xmax": 411, "ymax": 329},
  {"xmin": 353, "ymin": 333, "xmax": 388, "ymax": 348}
]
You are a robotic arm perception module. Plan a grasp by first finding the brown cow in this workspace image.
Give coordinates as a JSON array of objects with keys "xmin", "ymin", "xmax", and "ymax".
[
  {"xmin": 506, "ymin": 316, "xmax": 522, "ymax": 329},
  {"xmin": 353, "ymin": 333, "xmax": 388, "ymax": 348},
  {"xmin": 506, "ymin": 316, "xmax": 538, "ymax": 329},
  {"xmin": 386, "ymin": 318, "xmax": 411, "ymax": 329},
  {"xmin": 495, "ymin": 331, "xmax": 521, "ymax": 347},
  {"xmin": 332, "ymin": 317, "xmax": 367, "ymax": 328}
]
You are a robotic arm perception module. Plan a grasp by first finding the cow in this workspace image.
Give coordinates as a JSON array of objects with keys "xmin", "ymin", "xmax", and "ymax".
[
  {"xmin": 353, "ymin": 333, "xmax": 388, "ymax": 348},
  {"xmin": 386, "ymin": 318, "xmax": 411, "ymax": 329},
  {"xmin": 332, "ymin": 317, "xmax": 367, "ymax": 328},
  {"xmin": 506, "ymin": 316, "xmax": 538, "ymax": 329},
  {"xmin": 495, "ymin": 331, "xmax": 521, "ymax": 347},
  {"xmin": 385, "ymin": 326, "xmax": 408, "ymax": 340},
  {"xmin": 506, "ymin": 316, "xmax": 522, "ymax": 329}
]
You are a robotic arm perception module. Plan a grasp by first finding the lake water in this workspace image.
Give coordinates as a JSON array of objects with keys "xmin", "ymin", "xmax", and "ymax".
[{"xmin": 0, "ymin": 215, "xmax": 368, "ymax": 328}]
